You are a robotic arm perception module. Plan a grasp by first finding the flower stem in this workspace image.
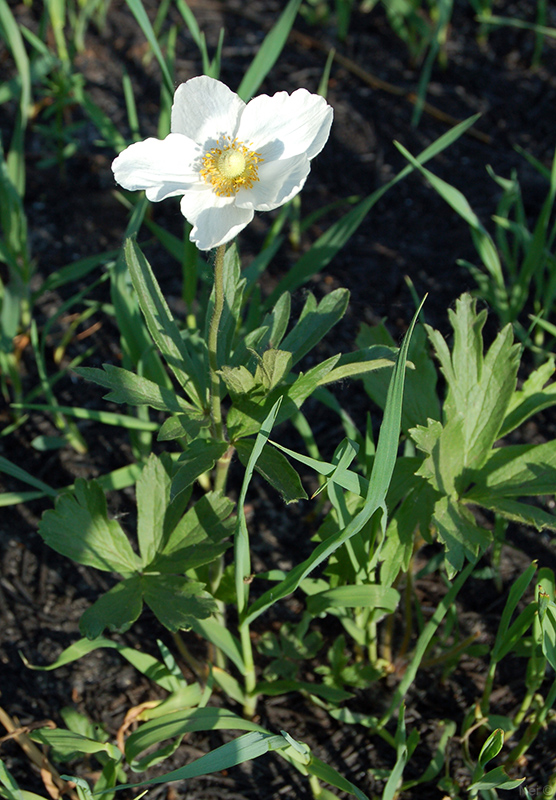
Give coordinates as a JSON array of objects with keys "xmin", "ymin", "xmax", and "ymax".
[
  {"xmin": 208, "ymin": 243, "xmax": 226, "ymax": 441},
  {"xmin": 206, "ymin": 243, "xmax": 229, "ymax": 669}
]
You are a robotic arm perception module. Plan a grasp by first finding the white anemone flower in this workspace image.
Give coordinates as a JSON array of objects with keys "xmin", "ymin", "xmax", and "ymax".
[{"xmin": 112, "ymin": 76, "xmax": 333, "ymax": 251}]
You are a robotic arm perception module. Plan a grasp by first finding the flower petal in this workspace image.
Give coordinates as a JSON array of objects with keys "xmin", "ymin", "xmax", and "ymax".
[
  {"xmin": 171, "ymin": 76, "xmax": 245, "ymax": 147},
  {"xmin": 179, "ymin": 188, "xmax": 254, "ymax": 250},
  {"xmin": 237, "ymin": 88, "xmax": 333, "ymax": 162},
  {"xmin": 235, "ymin": 153, "xmax": 310, "ymax": 212},
  {"xmin": 112, "ymin": 134, "xmax": 200, "ymax": 202}
]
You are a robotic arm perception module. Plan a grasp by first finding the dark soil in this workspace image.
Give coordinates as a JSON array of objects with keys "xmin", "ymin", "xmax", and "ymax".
[{"xmin": 2, "ymin": 0, "xmax": 556, "ymax": 798}]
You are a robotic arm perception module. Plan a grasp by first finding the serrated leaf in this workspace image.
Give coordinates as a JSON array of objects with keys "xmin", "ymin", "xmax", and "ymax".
[
  {"xmin": 413, "ymin": 413, "xmax": 466, "ymax": 495},
  {"xmin": 280, "ymin": 288, "xmax": 350, "ymax": 366},
  {"xmin": 149, "ymin": 492, "xmax": 235, "ymax": 573},
  {"xmin": 75, "ymin": 364, "xmax": 197, "ymax": 415},
  {"xmin": 125, "ymin": 237, "xmax": 206, "ymax": 407},
  {"xmin": 171, "ymin": 440, "xmax": 228, "ymax": 498},
  {"xmin": 500, "ymin": 357, "xmax": 556, "ymax": 436},
  {"xmin": 380, "ymin": 478, "xmax": 438, "ymax": 586},
  {"xmin": 219, "ymin": 364, "xmax": 256, "ymax": 396},
  {"xmin": 472, "ymin": 496, "xmax": 556, "ymax": 531},
  {"xmin": 432, "ymin": 495, "xmax": 490, "ymax": 577},
  {"xmin": 137, "ymin": 454, "xmax": 171, "ymax": 567},
  {"xmin": 79, "ymin": 577, "xmax": 143, "ymax": 638},
  {"xmin": 142, "ymin": 575, "xmax": 216, "ymax": 632},
  {"xmin": 157, "ymin": 413, "xmax": 208, "ymax": 442},
  {"xmin": 235, "ymin": 439, "xmax": 307, "ymax": 504},
  {"xmin": 465, "ymin": 440, "xmax": 556, "ymax": 500},
  {"xmin": 39, "ymin": 479, "xmax": 140, "ymax": 573},
  {"xmin": 226, "ymin": 355, "xmax": 341, "ymax": 439},
  {"xmin": 254, "ymin": 349, "xmax": 293, "ymax": 391},
  {"xmin": 426, "ymin": 294, "xmax": 520, "ymax": 470}
]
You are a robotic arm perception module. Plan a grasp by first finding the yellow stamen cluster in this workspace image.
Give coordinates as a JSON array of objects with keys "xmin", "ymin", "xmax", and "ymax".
[{"xmin": 200, "ymin": 137, "xmax": 262, "ymax": 197}]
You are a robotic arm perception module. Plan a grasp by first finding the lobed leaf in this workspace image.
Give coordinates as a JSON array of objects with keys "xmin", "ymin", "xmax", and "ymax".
[{"xmin": 38, "ymin": 479, "xmax": 140, "ymax": 573}]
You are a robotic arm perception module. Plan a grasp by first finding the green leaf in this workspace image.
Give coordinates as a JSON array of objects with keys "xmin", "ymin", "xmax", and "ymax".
[
  {"xmin": 75, "ymin": 364, "xmax": 199, "ymax": 415},
  {"xmin": 539, "ymin": 597, "xmax": 556, "ymax": 671},
  {"xmin": 380, "ymin": 478, "xmax": 438, "ymax": 587},
  {"xmin": 306, "ymin": 585, "xmax": 400, "ymax": 615},
  {"xmin": 149, "ymin": 491, "xmax": 234, "ymax": 574},
  {"xmin": 254, "ymin": 349, "xmax": 293, "ymax": 391},
  {"xmin": 157, "ymin": 413, "xmax": 208, "ymax": 441},
  {"xmin": 254, "ymin": 679, "xmax": 351, "ymax": 704},
  {"xmin": 0, "ymin": 454, "xmax": 57, "ymax": 498},
  {"xmin": 142, "ymin": 575, "xmax": 216, "ymax": 632},
  {"xmin": 124, "ymin": 0, "xmax": 174, "ymax": 95},
  {"xmin": 465, "ymin": 440, "xmax": 556, "ymax": 500},
  {"xmin": 395, "ymin": 143, "xmax": 505, "ymax": 290},
  {"xmin": 468, "ymin": 766, "xmax": 524, "ymax": 794},
  {"xmin": 29, "ymin": 728, "xmax": 121, "ymax": 762},
  {"xmin": 0, "ymin": 761, "xmax": 24, "ymax": 800},
  {"xmin": 125, "ymin": 237, "xmax": 206, "ymax": 407},
  {"xmin": 189, "ymin": 617, "xmax": 245, "ymax": 674},
  {"xmin": 280, "ymin": 289, "xmax": 350, "ymax": 366},
  {"xmin": 115, "ymin": 731, "xmax": 288, "ymax": 789},
  {"xmin": 226, "ymin": 355, "xmax": 341, "ymax": 439},
  {"xmin": 208, "ymin": 243, "xmax": 245, "ymax": 365},
  {"xmin": 171, "ymin": 440, "xmax": 228, "ymax": 498},
  {"xmin": 432, "ymin": 495, "xmax": 490, "ymax": 577},
  {"xmin": 219, "ymin": 365, "xmax": 256, "ymax": 396},
  {"xmin": 79, "ymin": 577, "xmax": 143, "ymax": 639},
  {"xmin": 426, "ymin": 294, "xmax": 520, "ymax": 470},
  {"xmin": 500, "ymin": 357, "xmax": 556, "ymax": 437},
  {"xmin": 235, "ymin": 398, "xmax": 284, "ymax": 614},
  {"xmin": 477, "ymin": 729, "xmax": 504, "ymax": 770},
  {"xmin": 38, "ymin": 480, "xmax": 140, "ymax": 573},
  {"xmin": 237, "ymin": 0, "xmax": 302, "ymax": 101},
  {"xmin": 235, "ymin": 439, "xmax": 308, "ymax": 504},
  {"xmin": 472, "ymin": 496, "xmax": 556, "ymax": 531},
  {"xmin": 137, "ymin": 454, "xmax": 171, "ymax": 567},
  {"xmin": 412, "ymin": 415, "xmax": 465, "ymax": 496},
  {"xmin": 22, "ymin": 637, "xmax": 183, "ymax": 693},
  {"xmin": 306, "ymin": 756, "xmax": 369, "ymax": 800},
  {"xmin": 358, "ymin": 322, "xmax": 440, "ymax": 432},
  {"xmin": 125, "ymin": 707, "xmax": 265, "ymax": 770}
]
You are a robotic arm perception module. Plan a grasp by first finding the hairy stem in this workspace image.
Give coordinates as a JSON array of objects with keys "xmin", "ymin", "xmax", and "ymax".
[{"xmin": 207, "ymin": 243, "xmax": 226, "ymax": 440}]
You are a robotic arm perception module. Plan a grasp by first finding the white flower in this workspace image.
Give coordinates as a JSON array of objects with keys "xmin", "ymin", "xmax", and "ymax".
[{"xmin": 112, "ymin": 76, "xmax": 333, "ymax": 251}]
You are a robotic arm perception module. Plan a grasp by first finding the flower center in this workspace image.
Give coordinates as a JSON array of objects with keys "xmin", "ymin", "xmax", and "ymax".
[{"xmin": 200, "ymin": 137, "xmax": 263, "ymax": 197}]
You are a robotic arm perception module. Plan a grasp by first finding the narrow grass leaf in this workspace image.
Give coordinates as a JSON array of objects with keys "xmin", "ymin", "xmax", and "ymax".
[
  {"xmin": 114, "ymin": 731, "xmax": 287, "ymax": 789},
  {"xmin": 235, "ymin": 398, "xmax": 283, "ymax": 614},
  {"xmin": 395, "ymin": 142, "xmax": 504, "ymax": 288},
  {"xmin": 237, "ymin": 0, "xmax": 302, "ymax": 101},
  {"xmin": 188, "ymin": 618, "xmax": 245, "ymax": 674},
  {"xmin": 22, "ymin": 637, "xmax": 182, "ymax": 693},
  {"xmin": 124, "ymin": 0, "xmax": 174, "ymax": 95},
  {"xmin": 12, "ymin": 402, "xmax": 160, "ymax": 431},
  {"xmin": 0, "ymin": 455, "xmax": 58, "ymax": 497},
  {"xmin": 125, "ymin": 707, "xmax": 265, "ymax": 768}
]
